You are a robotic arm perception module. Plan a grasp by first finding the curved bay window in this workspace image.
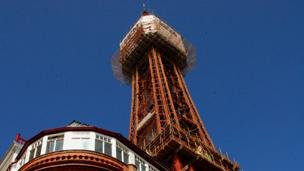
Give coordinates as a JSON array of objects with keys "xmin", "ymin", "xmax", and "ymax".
[
  {"xmin": 46, "ymin": 135, "xmax": 64, "ymax": 153},
  {"xmin": 12, "ymin": 130, "xmax": 165, "ymax": 171}
]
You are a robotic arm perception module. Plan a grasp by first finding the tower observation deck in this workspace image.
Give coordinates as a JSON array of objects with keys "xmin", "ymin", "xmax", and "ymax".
[
  {"xmin": 113, "ymin": 11, "xmax": 195, "ymax": 83},
  {"xmin": 113, "ymin": 12, "xmax": 239, "ymax": 171}
]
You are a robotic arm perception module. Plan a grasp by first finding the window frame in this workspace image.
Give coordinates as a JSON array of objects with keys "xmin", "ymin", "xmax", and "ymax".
[
  {"xmin": 135, "ymin": 156, "xmax": 147, "ymax": 171},
  {"xmin": 28, "ymin": 140, "xmax": 43, "ymax": 160},
  {"xmin": 116, "ymin": 142, "xmax": 129, "ymax": 164},
  {"xmin": 95, "ymin": 134, "xmax": 112, "ymax": 156},
  {"xmin": 46, "ymin": 135, "xmax": 64, "ymax": 153}
]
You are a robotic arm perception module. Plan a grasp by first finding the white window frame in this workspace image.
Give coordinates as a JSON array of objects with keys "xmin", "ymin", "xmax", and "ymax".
[
  {"xmin": 116, "ymin": 142, "xmax": 129, "ymax": 163},
  {"xmin": 28, "ymin": 140, "xmax": 42, "ymax": 160},
  {"xmin": 95, "ymin": 134, "xmax": 112, "ymax": 156},
  {"xmin": 46, "ymin": 134, "xmax": 64, "ymax": 153},
  {"xmin": 135, "ymin": 156, "xmax": 147, "ymax": 171}
]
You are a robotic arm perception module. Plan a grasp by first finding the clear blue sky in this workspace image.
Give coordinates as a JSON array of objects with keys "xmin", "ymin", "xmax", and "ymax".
[{"xmin": 0, "ymin": 0, "xmax": 303, "ymax": 170}]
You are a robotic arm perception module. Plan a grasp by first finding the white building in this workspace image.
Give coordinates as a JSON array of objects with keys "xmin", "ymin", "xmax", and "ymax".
[{"xmin": 0, "ymin": 121, "xmax": 166, "ymax": 171}]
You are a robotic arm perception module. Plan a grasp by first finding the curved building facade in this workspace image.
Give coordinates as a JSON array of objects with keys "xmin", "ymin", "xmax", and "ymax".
[{"xmin": 4, "ymin": 121, "xmax": 166, "ymax": 171}]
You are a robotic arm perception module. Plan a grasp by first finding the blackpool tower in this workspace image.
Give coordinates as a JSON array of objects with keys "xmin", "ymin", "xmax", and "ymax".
[{"xmin": 113, "ymin": 11, "xmax": 239, "ymax": 171}]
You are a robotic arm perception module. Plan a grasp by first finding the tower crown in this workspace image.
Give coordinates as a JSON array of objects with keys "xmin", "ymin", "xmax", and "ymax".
[
  {"xmin": 120, "ymin": 13, "xmax": 186, "ymax": 57},
  {"xmin": 114, "ymin": 13, "xmax": 195, "ymax": 83}
]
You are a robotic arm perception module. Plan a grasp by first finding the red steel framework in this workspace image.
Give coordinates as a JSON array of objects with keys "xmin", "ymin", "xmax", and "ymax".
[{"xmin": 113, "ymin": 12, "xmax": 239, "ymax": 171}]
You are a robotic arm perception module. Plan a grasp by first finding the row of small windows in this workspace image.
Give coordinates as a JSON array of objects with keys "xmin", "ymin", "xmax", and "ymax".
[
  {"xmin": 19, "ymin": 133, "xmax": 157, "ymax": 171},
  {"xmin": 25, "ymin": 134, "xmax": 114, "ymax": 161},
  {"xmin": 27, "ymin": 135, "xmax": 64, "ymax": 162}
]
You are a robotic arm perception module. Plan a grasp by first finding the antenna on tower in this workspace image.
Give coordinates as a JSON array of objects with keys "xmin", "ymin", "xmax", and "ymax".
[{"xmin": 142, "ymin": 0, "xmax": 147, "ymax": 11}]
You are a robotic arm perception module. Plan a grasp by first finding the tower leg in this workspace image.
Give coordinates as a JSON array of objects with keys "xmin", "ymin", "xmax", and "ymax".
[{"xmin": 171, "ymin": 155, "xmax": 183, "ymax": 171}]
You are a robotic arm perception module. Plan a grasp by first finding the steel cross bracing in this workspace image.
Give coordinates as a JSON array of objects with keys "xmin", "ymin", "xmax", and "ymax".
[
  {"xmin": 129, "ymin": 47, "xmax": 214, "ymax": 147},
  {"xmin": 126, "ymin": 47, "xmax": 238, "ymax": 170},
  {"xmin": 115, "ymin": 12, "xmax": 239, "ymax": 171}
]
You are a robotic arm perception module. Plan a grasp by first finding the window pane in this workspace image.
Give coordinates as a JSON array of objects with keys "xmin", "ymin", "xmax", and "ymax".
[
  {"xmin": 46, "ymin": 141, "xmax": 54, "ymax": 153},
  {"xmin": 95, "ymin": 140, "xmax": 103, "ymax": 153},
  {"xmin": 55, "ymin": 139, "xmax": 63, "ymax": 151},
  {"xmin": 124, "ymin": 152, "xmax": 129, "ymax": 163},
  {"xmin": 29, "ymin": 149, "xmax": 35, "ymax": 160},
  {"xmin": 36, "ymin": 144, "xmax": 42, "ymax": 157},
  {"xmin": 116, "ymin": 147, "xmax": 122, "ymax": 161},
  {"xmin": 104, "ymin": 142, "xmax": 112, "ymax": 156},
  {"xmin": 135, "ymin": 160, "xmax": 140, "ymax": 170},
  {"xmin": 141, "ymin": 164, "xmax": 146, "ymax": 171}
]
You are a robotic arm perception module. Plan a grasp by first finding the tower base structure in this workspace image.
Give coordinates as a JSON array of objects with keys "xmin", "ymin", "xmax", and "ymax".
[{"xmin": 145, "ymin": 125, "xmax": 238, "ymax": 171}]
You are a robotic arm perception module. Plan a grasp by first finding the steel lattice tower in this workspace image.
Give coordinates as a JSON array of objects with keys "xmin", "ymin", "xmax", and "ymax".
[{"xmin": 113, "ymin": 12, "xmax": 239, "ymax": 171}]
